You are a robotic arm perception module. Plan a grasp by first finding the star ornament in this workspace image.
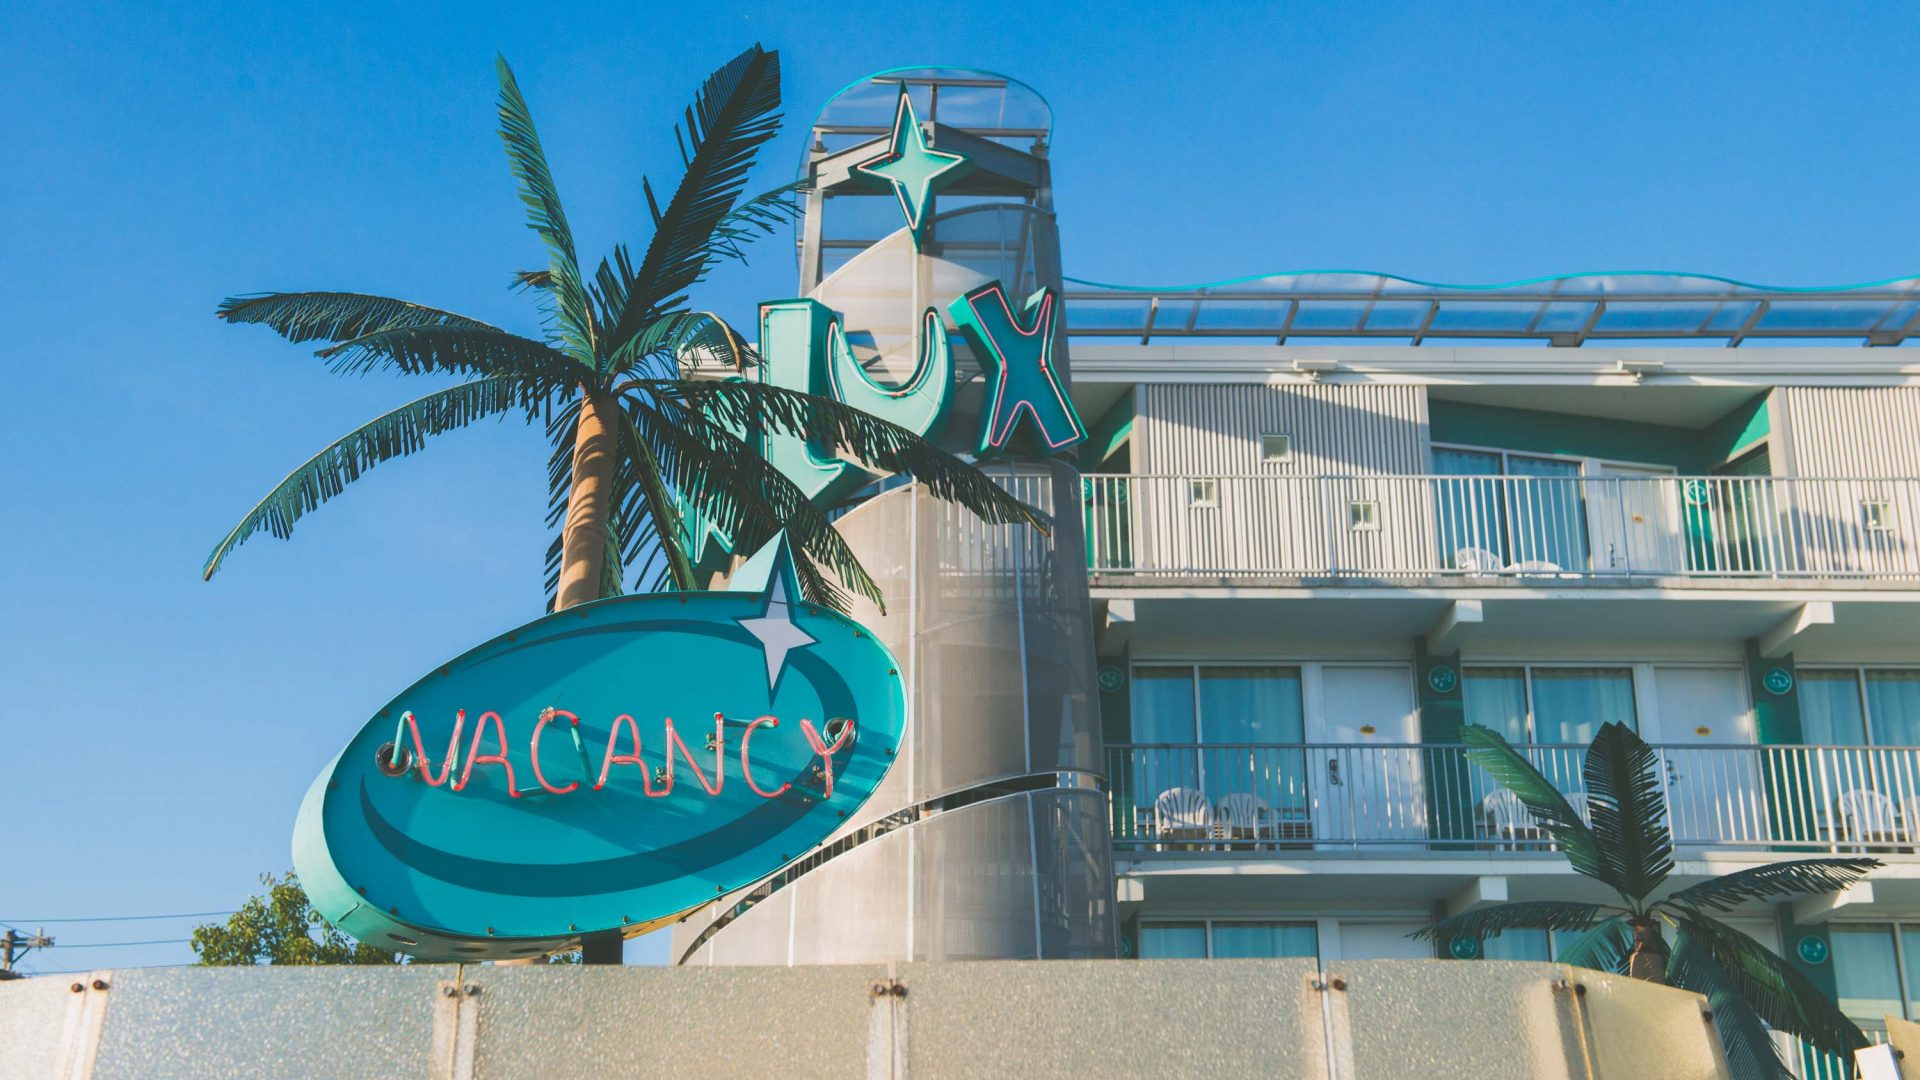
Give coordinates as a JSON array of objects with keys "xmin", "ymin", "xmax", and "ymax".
[
  {"xmin": 855, "ymin": 88, "xmax": 969, "ymax": 235},
  {"xmin": 735, "ymin": 573, "xmax": 816, "ymax": 695}
]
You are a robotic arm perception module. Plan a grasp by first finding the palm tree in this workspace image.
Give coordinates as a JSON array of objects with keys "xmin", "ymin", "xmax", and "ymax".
[
  {"xmin": 1416, "ymin": 722, "xmax": 1876, "ymax": 1079},
  {"xmin": 205, "ymin": 46, "xmax": 1044, "ymax": 611}
]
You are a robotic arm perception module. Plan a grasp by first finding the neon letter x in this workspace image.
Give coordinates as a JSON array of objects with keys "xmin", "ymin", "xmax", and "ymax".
[{"xmin": 950, "ymin": 282, "xmax": 1086, "ymax": 455}]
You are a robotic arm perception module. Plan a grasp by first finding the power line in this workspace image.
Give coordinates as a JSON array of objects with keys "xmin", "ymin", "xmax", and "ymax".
[
  {"xmin": 47, "ymin": 938, "xmax": 192, "ymax": 949},
  {"xmin": 0, "ymin": 911, "xmax": 234, "ymax": 924}
]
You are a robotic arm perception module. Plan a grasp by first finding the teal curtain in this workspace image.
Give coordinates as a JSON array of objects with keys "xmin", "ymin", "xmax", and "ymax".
[
  {"xmin": 1483, "ymin": 929, "xmax": 1552, "ymax": 962},
  {"xmin": 1463, "ymin": 667, "xmax": 1530, "ymax": 743},
  {"xmin": 1831, "ymin": 925, "xmax": 1903, "ymax": 1025},
  {"xmin": 1531, "ymin": 668, "xmax": 1637, "ymax": 744},
  {"xmin": 1129, "ymin": 668, "xmax": 1199, "ymax": 811},
  {"xmin": 1433, "ymin": 447, "xmax": 1507, "ymax": 568},
  {"xmin": 1212, "ymin": 922, "xmax": 1318, "ymax": 959},
  {"xmin": 1198, "ymin": 667, "xmax": 1307, "ymax": 820},
  {"xmin": 1138, "ymin": 922, "xmax": 1207, "ymax": 959},
  {"xmin": 1867, "ymin": 671, "xmax": 1920, "ymax": 746},
  {"xmin": 1505, "ymin": 454, "xmax": 1589, "ymax": 571},
  {"xmin": 1800, "ymin": 671, "xmax": 1868, "ymax": 745}
]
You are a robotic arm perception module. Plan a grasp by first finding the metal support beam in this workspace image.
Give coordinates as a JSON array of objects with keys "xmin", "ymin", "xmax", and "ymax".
[
  {"xmin": 1425, "ymin": 600, "xmax": 1484, "ymax": 654},
  {"xmin": 1727, "ymin": 300, "xmax": 1770, "ymax": 348},
  {"xmin": 1759, "ymin": 601, "xmax": 1835, "ymax": 658}
]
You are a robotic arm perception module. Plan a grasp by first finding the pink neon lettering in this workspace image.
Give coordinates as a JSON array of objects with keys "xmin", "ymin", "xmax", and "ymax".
[
  {"xmin": 595, "ymin": 713, "xmax": 657, "ymax": 793},
  {"xmin": 402, "ymin": 710, "xmax": 464, "ymax": 787},
  {"xmin": 662, "ymin": 716, "xmax": 724, "ymax": 796},
  {"xmin": 454, "ymin": 711, "xmax": 519, "ymax": 797},
  {"xmin": 739, "ymin": 716, "xmax": 790, "ymax": 798},
  {"xmin": 800, "ymin": 719, "xmax": 855, "ymax": 799},
  {"xmin": 530, "ymin": 708, "xmax": 581, "ymax": 795}
]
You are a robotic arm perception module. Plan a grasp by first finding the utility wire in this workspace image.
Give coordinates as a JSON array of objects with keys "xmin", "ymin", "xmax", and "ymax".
[
  {"xmin": 47, "ymin": 938, "xmax": 192, "ymax": 949},
  {"xmin": 0, "ymin": 911, "xmax": 234, "ymax": 924}
]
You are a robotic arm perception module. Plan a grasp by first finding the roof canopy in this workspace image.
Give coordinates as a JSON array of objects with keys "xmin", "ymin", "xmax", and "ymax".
[{"xmin": 1062, "ymin": 271, "xmax": 1920, "ymax": 347}]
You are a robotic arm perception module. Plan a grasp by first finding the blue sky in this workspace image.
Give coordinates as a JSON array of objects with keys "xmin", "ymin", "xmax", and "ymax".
[{"xmin": 4, "ymin": 1, "xmax": 1918, "ymax": 972}]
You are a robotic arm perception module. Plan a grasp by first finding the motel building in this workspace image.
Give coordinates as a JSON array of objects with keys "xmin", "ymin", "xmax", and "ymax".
[{"xmin": 656, "ymin": 67, "xmax": 1920, "ymax": 1074}]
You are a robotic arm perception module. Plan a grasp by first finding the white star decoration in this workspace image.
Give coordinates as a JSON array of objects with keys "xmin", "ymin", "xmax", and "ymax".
[{"xmin": 735, "ymin": 574, "xmax": 815, "ymax": 692}]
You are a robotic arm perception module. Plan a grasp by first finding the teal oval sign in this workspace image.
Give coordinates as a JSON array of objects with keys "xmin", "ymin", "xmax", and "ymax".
[
  {"xmin": 1764, "ymin": 667, "xmax": 1795, "ymax": 696},
  {"xmin": 292, "ymin": 546, "xmax": 904, "ymax": 961},
  {"xmin": 1797, "ymin": 935, "xmax": 1829, "ymax": 965},
  {"xmin": 1428, "ymin": 665, "xmax": 1458, "ymax": 695}
]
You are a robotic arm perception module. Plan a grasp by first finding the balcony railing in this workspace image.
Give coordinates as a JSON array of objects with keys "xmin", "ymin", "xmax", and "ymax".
[
  {"xmin": 1082, "ymin": 474, "xmax": 1920, "ymax": 581},
  {"xmin": 1108, "ymin": 742, "xmax": 1920, "ymax": 852}
]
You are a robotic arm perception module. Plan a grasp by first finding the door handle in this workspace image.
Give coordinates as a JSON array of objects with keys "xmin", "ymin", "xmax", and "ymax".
[{"xmin": 1328, "ymin": 759, "xmax": 1343, "ymax": 786}]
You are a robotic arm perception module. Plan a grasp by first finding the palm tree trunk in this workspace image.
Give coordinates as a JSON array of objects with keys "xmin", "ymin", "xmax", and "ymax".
[
  {"xmin": 1626, "ymin": 917, "xmax": 1670, "ymax": 984},
  {"xmin": 556, "ymin": 391, "xmax": 619, "ymax": 611}
]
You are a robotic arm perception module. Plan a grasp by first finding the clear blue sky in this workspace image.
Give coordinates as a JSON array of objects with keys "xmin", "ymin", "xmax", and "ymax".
[{"xmin": 4, "ymin": 1, "xmax": 1917, "ymax": 972}]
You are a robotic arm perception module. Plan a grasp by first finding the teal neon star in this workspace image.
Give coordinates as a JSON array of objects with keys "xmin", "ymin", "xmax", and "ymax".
[{"xmin": 855, "ymin": 88, "xmax": 968, "ymax": 235}]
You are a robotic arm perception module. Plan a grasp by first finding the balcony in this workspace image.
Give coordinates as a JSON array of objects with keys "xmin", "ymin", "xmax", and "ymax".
[
  {"xmin": 1082, "ymin": 474, "xmax": 1920, "ymax": 583},
  {"xmin": 1109, "ymin": 742, "xmax": 1920, "ymax": 854}
]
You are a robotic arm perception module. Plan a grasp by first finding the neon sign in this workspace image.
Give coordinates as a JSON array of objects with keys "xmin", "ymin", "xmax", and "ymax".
[
  {"xmin": 291, "ymin": 537, "xmax": 905, "ymax": 960},
  {"xmin": 951, "ymin": 281, "xmax": 1087, "ymax": 454},
  {"xmin": 855, "ymin": 86, "xmax": 971, "ymax": 238}
]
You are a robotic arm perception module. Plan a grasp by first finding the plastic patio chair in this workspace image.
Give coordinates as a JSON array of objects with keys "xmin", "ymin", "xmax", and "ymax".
[
  {"xmin": 1455, "ymin": 546, "xmax": 1503, "ymax": 575},
  {"xmin": 1480, "ymin": 788, "xmax": 1534, "ymax": 849},
  {"xmin": 1153, "ymin": 787, "xmax": 1213, "ymax": 846},
  {"xmin": 1214, "ymin": 792, "xmax": 1277, "ymax": 843},
  {"xmin": 1834, "ymin": 789, "xmax": 1900, "ymax": 848}
]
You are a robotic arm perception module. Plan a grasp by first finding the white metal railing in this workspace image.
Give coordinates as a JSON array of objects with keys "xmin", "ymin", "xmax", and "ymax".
[
  {"xmin": 1108, "ymin": 742, "xmax": 1920, "ymax": 852},
  {"xmin": 1081, "ymin": 474, "xmax": 1920, "ymax": 580}
]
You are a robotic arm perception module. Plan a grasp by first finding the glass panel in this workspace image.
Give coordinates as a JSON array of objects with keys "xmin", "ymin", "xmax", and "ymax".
[
  {"xmin": 1463, "ymin": 667, "xmax": 1531, "ymax": 743},
  {"xmin": 1800, "ymin": 671, "xmax": 1868, "ymax": 745},
  {"xmin": 1901, "ymin": 927, "xmax": 1920, "ymax": 1021},
  {"xmin": 1867, "ymin": 671, "xmax": 1920, "ymax": 746},
  {"xmin": 1832, "ymin": 926, "xmax": 1904, "ymax": 1025},
  {"xmin": 1212, "ymin": 921, "xmax": 1318, "ymax": 959},
  {"xmin": 1198, "ymin": 667, "xmax": 1303, "ymax": 743},
  {"xmin": 1506, "ymin": 454, "xmax": 1590, "ymax": 571},
  {"xmin": 1433, "ymin": 448, "xmax": 1508, "ymax": 568},
  {"xmin": 1197, "ymin": 667, "xmax": 1308, "ymax": 829},
  {"xmin": 1138, "ymin": 922, "xmax": 1208, "ymax": 959},
  {"xmin": 1483, "ymin": 929, "xmax": 1551, "ymax": 962},
  {"xmin": 1131, "ymin": 668, "xmax": 1196, "ymax": 742},
  {"xmin": 1531, "ymin": 668, "xmax": 1637, "ymax": 744}
]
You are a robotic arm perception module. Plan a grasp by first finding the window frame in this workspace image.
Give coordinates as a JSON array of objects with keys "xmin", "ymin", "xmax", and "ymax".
[
  {"xmin": 1796, "ymin": 666, "xmax": 1920, "ymax": 747},
  {"xmin": 1461, "ymin": 662, "xmax": 1642, "ymax": 743},
  {"xmin": 1136, "ymin": 917, "xmax": 1320, "ymax": 961}
]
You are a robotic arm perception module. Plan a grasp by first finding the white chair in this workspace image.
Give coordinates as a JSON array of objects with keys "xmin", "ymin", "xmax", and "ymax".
[
  {"xmin": 1481, "ymin": 788, "xmax": 1533, "ymax": 849},
  {"xmin": 1215, "ymin": 792, "xmax": 1277, "ymax": 843},
  {"xmin": 1903, "ymin": 796, "xmax": 1920, "ymax": 848},
  {"xmin": 1834, "ymin": 789, "xmax": 1900, "ymax": 848},
  {"xmin": 1507, "ymin": 558, "xmax": 1564, "ymax": 577},
  {"xmin": 1153, "ymin": 787, "xmax": 1212, "ymax": 845},
  {"xmin": 1455, "ymin": 546, "xmax": 1503, "ymax": 576}
]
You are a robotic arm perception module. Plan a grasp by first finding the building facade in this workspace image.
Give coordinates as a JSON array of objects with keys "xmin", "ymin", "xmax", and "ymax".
[{"xmin": 672, "ymin": 66, "xmax": 1920, "ymax": 1074}]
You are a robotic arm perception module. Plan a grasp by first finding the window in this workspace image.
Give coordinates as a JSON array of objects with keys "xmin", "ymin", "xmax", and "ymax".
[
  {"xmin": 1348, "ymin": 500, "xmax": 1379, "ymax": 531},
  {"xmin": 1138, "ymin": 919, "xmax": 1317, "ymax": 960},
  {"xmin": 1432, "ymin": 445, "xmax": 1590, "ymax": 571},
  {"xmin": 1462, "ymin": 665, "xmax": 1639, "ymax": 744},
  {"xmin": 1798, "ymin": 669, "xmax": 1920, "ymax": 746},
  {"xmin": 1188, "ymin": 478, "xmax": 1217, "ymax": 508},
  {"xmin": 1864, "ymin": 500, "xmax": 1895, "ymax": 532},
  {"xmin": 1127, "ymin": 665, "xmax": 1309, "ymax": 831},
  {"xmin": 1260, "ymin": 433, "xmax": 1293, "ymax": 463}
]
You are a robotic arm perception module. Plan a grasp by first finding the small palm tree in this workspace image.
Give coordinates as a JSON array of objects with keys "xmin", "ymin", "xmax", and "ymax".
[
  {"xmin": 206, "ymin": 46, "xmax": 1043, "ymax": 611},
  {"xmin": 1416, "ymin": 722, "xmax": 1876, "ymax": 1079}
]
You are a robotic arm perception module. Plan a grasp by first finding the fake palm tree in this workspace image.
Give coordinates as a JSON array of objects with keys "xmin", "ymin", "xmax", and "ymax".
[
  {"xmin": 1416, "ymin": 722, "xmax": 1876, "ymax": 1079},
  {"xmin": 206, "ymin": 46, "xmax": 1042, "ymax": 611}
]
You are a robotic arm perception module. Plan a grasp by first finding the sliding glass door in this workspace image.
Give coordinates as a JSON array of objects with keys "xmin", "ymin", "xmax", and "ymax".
[{"xmin": 1433, "ymin": 447, "xmax": 1591, "ymax": 573}]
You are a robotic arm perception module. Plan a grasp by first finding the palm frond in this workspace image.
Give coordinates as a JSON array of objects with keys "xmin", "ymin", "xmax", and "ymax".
[
  {"xmin": 316, "ymin": 324, "xmax": 580, "ymax": 392},
  {"xmin": 1668, "ymin": 931, "xmax": 1797, "ymax": 1080},
  {"xmin": 1663, "ymin": 858, "xmax": 1880, "ymax": 914},
  {"xmin": 1583, "ymin": 722, "xmax": 1674, "ymax": 900},
  {"xmin": 625, "ymin": 394, "xmax": 878, "ymax": 612},
  {"xmin": 511, "ymin": 270, "xmax": 555, "ymax": 292},
  {"xmin": 605, "ymin": 45, "xmax": 783, "ymax": 355},
  {"xmin": 216, "ymin": 292, "xmax": 503, "ymax": 343},
  {"xmin": 1555, "ymin": 916, "xmax": 1632, "ymax": 973},
  {"xmin": 619, "ymin": 426, "xmax": 699, "ymax": 590},
  {"xmin": 495, "ymin": 56, "xmax": 595, "ymax": 364},
  {"xmin": 204, "ymin": 377, "xmax": 531, "ymax": 580},
  {"xmin": 700, "ymin": 180, "xmax": 806, "ymax": 266},
  {"xmin": 1413, "ymin": 901, "xmax": 1613, "ymax": 945},
  {"xmin": 1461, "ymin": 725, "xmax": 1606, "ymax": 882},
  {"xmin": 608, "ymin": 310, "xmax": 758, "ymax": 376},
  {"xmin": 640, "ymin": 378, "xmax": 1050, "ymax": 532},
  {"xmin": 1670, "ymin": 911, "xmax": 1868, "ymax": 1058}
]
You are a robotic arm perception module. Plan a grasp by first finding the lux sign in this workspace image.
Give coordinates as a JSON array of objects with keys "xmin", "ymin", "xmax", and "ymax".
[
  {"xmin": 756, "ymin": 281, "xmax": 1085, "ymax": 504},
  {"xmin": 292, "ymin": 538, "xmax": 906, "ymax": 960}
]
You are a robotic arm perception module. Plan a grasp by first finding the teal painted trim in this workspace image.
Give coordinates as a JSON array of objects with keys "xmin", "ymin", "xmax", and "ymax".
[
  {"xmin": 800, "ymin": 66, "xmax": 1052, "ymax": 179},
  {"xmin": 1776, "ymin": 907, "xmax": 1841, "ymax": 1013},
  {"xmin": 1414, "ymin": 641, "xmax": 1474, "ymax": 849},
  {"xmin": 1429, "ymin": 400, "xmax": 1703, "ymax": 471},
  {"xmin": 1079, "ymin": 394, "xmax": 1135, "ymax": 470},
  {"xmin": 1066, "ymin": 268, "xmax": 1920, "ymax": 295},
  {"xmin": 1699, "ymin": 393, "xmax": 1772, "ymax": 467},
  {"xmin": 1747, "ymin": 639, "xmax": 1804, "ymax": 745}
]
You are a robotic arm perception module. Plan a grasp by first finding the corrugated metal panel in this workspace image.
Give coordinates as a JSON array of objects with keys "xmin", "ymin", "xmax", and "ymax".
[
  {"xmin": 1136, "ymin": 384, "xmax": 1430, "ymax": 476},
  {"xmin": 1131, "ymin": 384, "xmax": 1435, "ymax": 575},
  {"xmin": 1772, "ymin": 387, "xmax": 1920, "ymax": 477}
]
